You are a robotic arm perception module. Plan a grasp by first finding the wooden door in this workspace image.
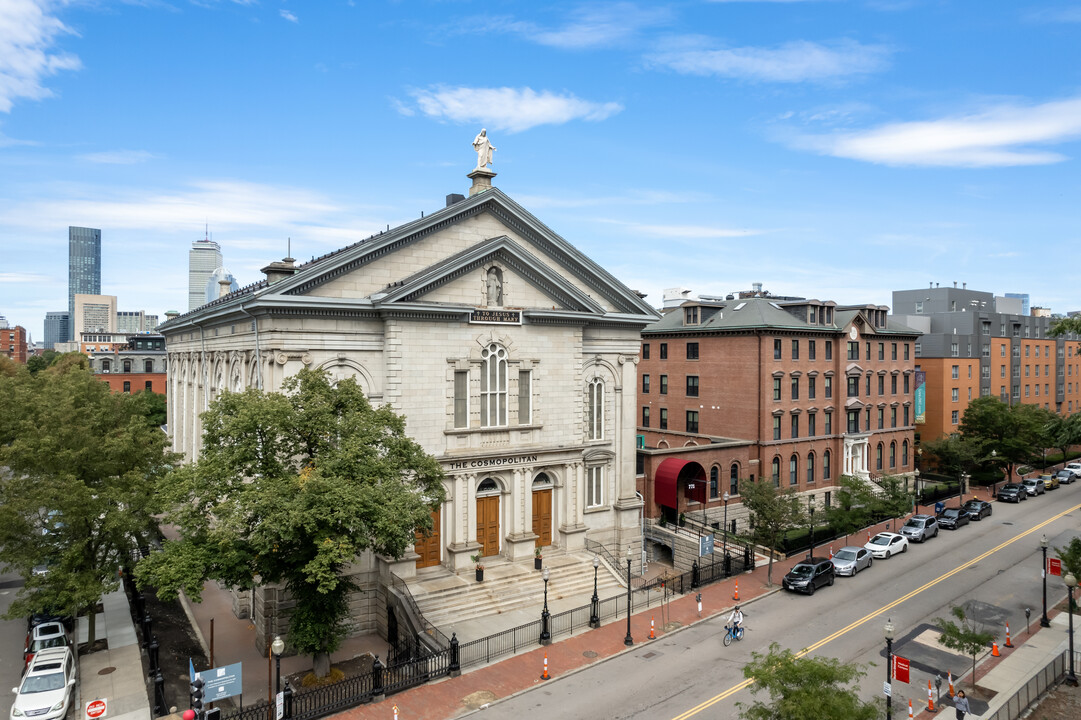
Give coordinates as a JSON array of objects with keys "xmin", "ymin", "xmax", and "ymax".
[
  {"xmin": 413, "ymin": 509, "xmax": 441, "ymax": 569},
  {"xmin": 476, "ymin": 496, "xmax": 500, "ymax": 557},
  {"xmin": 532, "ymin": 489, "xmax": 552, "ymax": 548}
]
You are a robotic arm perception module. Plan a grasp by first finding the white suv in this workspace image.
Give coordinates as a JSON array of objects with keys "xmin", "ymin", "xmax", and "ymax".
[
  {"xmin": 10, "ymin": 646, "xmax": 77, "ymax": 720},
  {"xmin": 1065, "ymin": 462, "xmax": 1081, "ymax": 480}
]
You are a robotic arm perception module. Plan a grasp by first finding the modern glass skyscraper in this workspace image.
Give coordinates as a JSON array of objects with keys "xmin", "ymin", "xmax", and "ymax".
[
  {"xmin": 189, "ymin": 239, "xmax": 223, "ymax": 311},
  {"xmin": 44, "ymin": 311, "xmax": 70, "ymax": 349},
  {"xmin": 69, "ymin": 227, "xmax": 102, "ymax": 341}
]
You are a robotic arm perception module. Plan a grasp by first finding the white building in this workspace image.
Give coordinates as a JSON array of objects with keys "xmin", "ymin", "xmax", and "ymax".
[
  {"xmin": 160, "ymin": 168, "xmax": 659, "ymax": 578},
  {"xmin": 188, "ymin": 238, "xmax": 223, "ymax": 311}
]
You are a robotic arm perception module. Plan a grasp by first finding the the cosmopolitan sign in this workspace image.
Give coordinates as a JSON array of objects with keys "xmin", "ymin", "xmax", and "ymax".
[{"xmin": 447, "ymin": 455, "xmax": 539, "ymax": 470}]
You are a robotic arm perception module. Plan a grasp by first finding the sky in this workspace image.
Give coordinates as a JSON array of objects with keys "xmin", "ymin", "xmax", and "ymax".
[{"xmin": 2, "ymin": 0, "xmax": 1081, "ymax": 339}]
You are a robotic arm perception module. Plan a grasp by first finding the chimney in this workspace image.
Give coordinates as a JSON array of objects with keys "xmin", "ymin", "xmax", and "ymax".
[
  {"xmin": 219, "ymin": 277, "xmax": 232, "ymax": 299},
  {"xmin": 446, "ymin": 193, "xmax": 465, "ymax": 207},
  {"xmin": 963, "ymin": 282, "xmax": 966, "ymax": 290},
  {"xmin": 261, "ymin": 256, "xmax": 297, "ymax": 286},
  {"xmin": 164, "ymin": 310, "xmax": 180, "ymax": 321},
  {"xmin": 953, "ymin": 281, "xmax": 957, "ymax": 288}
]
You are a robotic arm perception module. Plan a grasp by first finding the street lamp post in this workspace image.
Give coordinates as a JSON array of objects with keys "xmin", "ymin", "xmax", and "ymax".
[
  {"xmin": 589, "ymin": 556, "xmax": 600, "ymax": 629},
  {"xmin": 1041, "ymin": 535, "xmax": 1051, "ymax": 628},
  {"xmin": 884, "ymin": 620, "xmax": 895, "ymax": 720},
  {"xmin": 722, "ymin": 491, "xmax": 730, "ymax": 556},
  {"xmin": 624, "ymin": 546, "xmax": 634, "ymax": 647},
  {"xmin": 1065, "ymin": 573, "xmax": 1078, "ymax": 686},
  {"xmin": 914, "ymin": 469, "xmax": 921, "ymax": 509},
  {"xmin": 991, "ymin": 449, "xmax": 998, "ymax": 498},
  {"xmin": 539, "ymin": 567, "xmax": 551, "ymax": 645},
  {"xmin": 271, "ymin": 635, "xmax": 285, "ymax": 696},
  {"xmin": 959, "ymin": 472, "xmax": 969, "ymax": 508},
  {"xmin": 807, "ymin": 496, "xmax": 815, "ymax": 560}
]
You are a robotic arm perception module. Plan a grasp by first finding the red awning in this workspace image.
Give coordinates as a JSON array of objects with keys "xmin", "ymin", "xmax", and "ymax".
[{"xmin": 654, "ymin": 458, "xmax": 706, "ymax": 509}]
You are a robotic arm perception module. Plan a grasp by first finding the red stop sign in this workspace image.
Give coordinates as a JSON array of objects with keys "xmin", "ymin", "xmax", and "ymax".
[{"xmin": 85, "ymin": 699, "xmax": 107, "ymax": 719}]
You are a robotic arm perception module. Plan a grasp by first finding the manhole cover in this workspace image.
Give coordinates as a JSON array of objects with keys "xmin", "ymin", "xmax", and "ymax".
[
  {"xmin": 97, "ymin": 667, "xmax": 116, "ymax": 675},
  {"xmin": 642, "ymin": 652, "xmax": 657, "ymax": 659},
  {"xmin": 583, "ymin": 650, "xmax": 598, "ymax": 658}
]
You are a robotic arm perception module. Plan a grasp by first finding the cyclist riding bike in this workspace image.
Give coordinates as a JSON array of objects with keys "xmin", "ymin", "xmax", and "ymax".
[{"xmin": 725, "ymin": 605, "xmax": 744, "ymax": 641}]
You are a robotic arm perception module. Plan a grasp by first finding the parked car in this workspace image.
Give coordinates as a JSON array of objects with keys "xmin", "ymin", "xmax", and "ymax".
[
  {"xmin": 1055, "ymin": 470, "xmax": 1075, "ymax": 486},
  {"xmin": 1022, "ymin": 477, "xmax": 1046, "ymax": 496},
  {"xmin": 864, "ymin": 532, "xmax": 909, "ymax": 559},
  {"xmin": 900, "ymin": 514, "xmax": 939, "ymax": 543},
  {"xmin": 782, "ymin": 557, "xmax": 836, "ymax": 595},
  {"xmin": 937, "ymin": 507, "xmax": 971, "ymax": 530},
  {"xmin": 1041, "ymin": 474, "xmax": 1060, "ymax": 490},
  {"xmin": 831, "ymin": 546, "xmax": 874, "ymax": 576},
  {"xmin": 23, "ymin": 622, "xmax": 69, "ymax": 671},
  {"xmin": 961, "ymin": 499, "xmax": 993, "ymax": 521},
  {"xmin": 1065, "ymin": 462, "xmax": 1081, "ymax": 479},
  {"xmin": 997, "ymin": 482, "xmax": 1028, "ymax": 503},
  {"xmin": 10, "ymin": 646, "xmax": 77, "ymax": 720}
]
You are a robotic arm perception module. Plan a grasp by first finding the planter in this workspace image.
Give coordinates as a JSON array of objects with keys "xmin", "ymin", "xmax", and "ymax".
[
  {"xmin": 475, "ymin": 567, "xmax": 484, "ymax": 582},
  {"xmin": 534, "ymin": 557, "xmax": 543, "ymax": 570}
]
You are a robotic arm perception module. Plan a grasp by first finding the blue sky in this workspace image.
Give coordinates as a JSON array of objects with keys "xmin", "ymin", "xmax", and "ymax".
[{"xmin": 2, "ymin": 0, "xmax": 1081, "ymax": 338}]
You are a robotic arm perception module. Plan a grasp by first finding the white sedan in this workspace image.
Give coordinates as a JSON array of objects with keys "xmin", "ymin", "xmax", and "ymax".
[{"xmin": 864, "ymin": 532, "xmax": 909, "ymax": 559}]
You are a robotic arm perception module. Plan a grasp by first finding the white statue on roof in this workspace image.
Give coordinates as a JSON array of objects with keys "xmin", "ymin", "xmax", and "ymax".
[{"xmin": 473, "ymin": 129, "xmax": 496, "ymax": 169}]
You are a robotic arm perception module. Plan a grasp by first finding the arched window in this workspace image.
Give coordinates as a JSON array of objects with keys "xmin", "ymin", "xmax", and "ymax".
[
  {"xmin": 478, "ymin": 477, "xmax": 500, "ymax": 495},
  {"xmin": 806, "ymin": 453, "xmax": 816, "ymax": 483},
  {"xmin": 823, "ymin": 450, "xmax": 832, "ymax": 480},
  {"xmin": 771, "ymin": 457, "xmax": 781, "ymax": 487},
  {"xmin": 876, "ymin": 443, "xmax": 884, "ymax": 471},
  {"xmin": 730, "ymin": 464, "xmax": 740, "ymax": 496},
  {"xmin": 710, "ymin": 466, "xmax": 719, "ymax": 498},
  {"xmin": 481, "ymin": 343, "xmax": 508, "ymax": 427},
  {"xmin": 789, "ymin": 454, "xmax": 799, "ymax": 485},
  {"xmin": 588, "ymin": 378, "xmax": 604, "ymax": 440},
  {"xmin": 889, "ymin": 441, "xmax": 897, "ymax": 468},
  {"xmin": 902, "ymin": 439, "xmax": 909, "ymax": 466}
]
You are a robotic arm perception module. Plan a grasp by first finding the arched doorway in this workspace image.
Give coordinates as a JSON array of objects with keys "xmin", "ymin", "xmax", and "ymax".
[
  {"xmin": 532, "ymin": 474, "xmax": 553, "ymax": 548},
  {"xmin": 414, "ymin": 508, "xmax": 441, "ymax": 569},
  {"xmin": 476, "ymin": 477, "xmax": 502, "ymax": 557},
  {"xmin": 654, "ymin": 458, "xmax": 706, "ymax": 526}
]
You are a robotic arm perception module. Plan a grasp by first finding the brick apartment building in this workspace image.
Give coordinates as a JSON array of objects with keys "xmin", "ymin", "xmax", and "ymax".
[
  {"xmin": 87, "ymin": 333, "xmax": 167, "ymax": 395},
  {"xmin": 892, "ymin": 284, "xmax": 1081, "ymax": 442},
  {"xmin": 3, "ymin": 325, "xmax": 30, "ymax": 363},
  {"xmin": 637, "ymin": 288, "xmax": 920, "ymax": 534}
]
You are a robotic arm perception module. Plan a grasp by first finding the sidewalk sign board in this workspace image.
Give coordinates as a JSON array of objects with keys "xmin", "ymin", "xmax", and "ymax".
[
  {"xmin": 85, "ymin": 698, "xmax": 107, "ymax": 719},
  {"xmin": 190, "ymin": 662, "xmax": 244, "ymax": 702},
  {"xmin": 699, "ymin": 534, "xmax": 714, "ymax": 557},
  {"xmin": 892, "ymin": 655, "xmax": 911, "ymax": 684},
  {"xmin": 276, "ymin": 691, "xmax": 284, "ymax": 720},
  {"xmin": 883, "ymin": 681, "xmax": 892, "ymax": 697},
  {"xmin": 1048, "ymin": 558, "xmax": 1062, "ymax": 576}
]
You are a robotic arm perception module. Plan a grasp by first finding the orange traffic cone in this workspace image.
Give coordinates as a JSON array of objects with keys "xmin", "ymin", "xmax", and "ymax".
[
  {"xmin": 650, "ymin": 615, "xmax": 656, "ymax": 639},
  {"xmin": 733, "ymin": 580, "xmax": 740, "ymax": 601},
  {"xmin": 992, "ymin": 640, "xmax": 1000, "ymax": 657},
  {"xmin": 541, "ymin": 652, "xmax": 549, "ymax": 680},
  {"xmin": 908, "ymin": 699, "xmax": 914, "ymax": 719},
  {"xmin": 948, "ymin": 670, "xmax": 954, "ymax": 697},
  {"xmin": 1005, "ymin": 622, "xmax": 1014, "ymax": 648},
  {"xmin": 927, "ymin": 679, "xmax": 935, "ymax": 711},
  {"xmin": 829, "ymin": 545, "xmax": 834, "ymax": 559}
]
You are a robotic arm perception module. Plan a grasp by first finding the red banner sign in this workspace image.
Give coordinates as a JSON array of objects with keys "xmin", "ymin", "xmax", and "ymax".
[
  {"xmin": 1048, "ymin": 558, "xmax": 1062, "ymax": 576},
  {"xmin": 892, "ymin": 655, "xmax": 911, "ymax": 684}
]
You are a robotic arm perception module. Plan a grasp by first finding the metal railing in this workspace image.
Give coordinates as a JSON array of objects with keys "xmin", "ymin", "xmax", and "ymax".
[
  {"xmin": 386, "ymin": 571, "xmax": 450, "ymax": 651},
  {"xmin": 983, "ymin": 646, "xmax": 1081, "ymax": 720}
]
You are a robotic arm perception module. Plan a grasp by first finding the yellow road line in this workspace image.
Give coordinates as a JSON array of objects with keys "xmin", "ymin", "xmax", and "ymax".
[{"xmin": 670, "ymin": 503, "xmax": 1081, "ymax": 720}]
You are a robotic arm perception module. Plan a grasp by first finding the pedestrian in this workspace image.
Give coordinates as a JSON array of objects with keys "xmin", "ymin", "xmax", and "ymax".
[{"xmin": 954, "ymin": 689, "xmax": 970, "ymax": 719}]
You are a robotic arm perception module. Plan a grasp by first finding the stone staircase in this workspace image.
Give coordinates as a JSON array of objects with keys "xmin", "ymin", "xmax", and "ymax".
[{"xmin": 409, "ymin": 552, "xmax": 624, "ymax": 630}]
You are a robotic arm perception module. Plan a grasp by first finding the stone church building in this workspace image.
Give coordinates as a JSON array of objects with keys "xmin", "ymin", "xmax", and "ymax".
[{"xmin": 160, "ymin": 165, "xmax": 659, "ymax": 588}]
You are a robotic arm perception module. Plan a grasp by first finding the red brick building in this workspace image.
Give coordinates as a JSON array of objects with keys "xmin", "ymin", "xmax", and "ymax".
[
  {"xmin": 637, "ymin": 290, "xmax": 920, "ymax": 534},
  {"xmin": 3, "ymin": 325, "xmax": 30, "ymax": 363},
  {"xmin": 87, "ymin": 333, "xmax": 167, "ymax": 395}
]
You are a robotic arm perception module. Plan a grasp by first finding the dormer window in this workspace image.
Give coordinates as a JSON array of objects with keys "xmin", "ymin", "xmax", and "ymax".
[
  {"xmin": 684, "ymin": 306, "xmax": 699, "ymax": 325},
  {"xmin": 809, "ymin": 307, "xmax": 816, "ymax": 324}
]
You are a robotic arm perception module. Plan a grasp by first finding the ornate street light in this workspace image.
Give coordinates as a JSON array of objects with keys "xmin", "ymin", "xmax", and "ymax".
[
  {"xmin": 271, "ymin": 635, "xmax": 285, "ymax": 695},
  {"xmin": 722, "ymin": 491, "xmax": 730, "ymax": 556},
  {"xmin": 589, "ymin": 555, "xmax": 601, "ymax": 629},
  {"xmin": 624, "ymin": 546, "xmax": 634, "ymax": 647},
  {"xmin": 807, "ymin": 496, "xmax": 815, "ymax": 560},
  {"xmin": 539, "ymin": 567, "xmax": 551, "ymax": 645},
  {"xmin": 1041, "ymin": 535, "xmax": 1051, "ymax": 628},
  {"xmin": 1066, "ymin": 573, "xmax": 1078, "ymax": 686},
  {"xmin": 991, "ymin": 449, "xmax": 998, "ymax": 498},
  {"xmin": 884, "ymin": 620, "xmax": 895, "ymax": 720}
]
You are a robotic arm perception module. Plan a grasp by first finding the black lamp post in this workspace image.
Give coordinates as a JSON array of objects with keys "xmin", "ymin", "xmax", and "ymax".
[
  {"xmin": 1041, "ymin": 535, "xmax": 1051, "ymax": 628},
  {"xmin": 624, "ymin": 546, "xmax": 634, "ymax": 647},
  {"xmin": 959, "ymin": 472, "xmax": 968, "ymax": 508},
  {"xmin": 539, "ymin": 567, "xmax": 551, "ymax": 645},
  {"xmin": 589, "ymin": 555, "xmax": 600, "ymax": 629},
  {"xmin": 1066, "ymin": 573, "xmax": 1078, "ymax": 686},
  {"xmin": 990, "ymin": 450, "xmax": 998, "ymax": 498},
  {"xmin": 722, "ymin": 491, "xmax": 730, "ymax": 555},
  {"xmin": 914, "ymin": 468, "xmax": 921, "ymax": 508},
  {"xmin": 884, "ymin": 619, "xmax": 894, "ymax": 720},
  {"xmin": 271, "ymin": 635, "xmax": 285, "ymax": 695},
  {"xmin": 807, "ymin": 496, "xmax": 815, "ymax": 560}
]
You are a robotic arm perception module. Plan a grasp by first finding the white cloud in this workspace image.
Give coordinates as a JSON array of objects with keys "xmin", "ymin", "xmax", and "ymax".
[
  {"xmin": 456, "ymin": 3, "xmax": 670, "ymax": 49},
  {"xmin": 280, "ymin": 9, "xmax": 298, "ymax": 23},
  {"xmin": 1025, "ymin": 7, "xmax": 1081, "ymax": 23},
  {"xmin": 796, "ymin": 96, "xmax": 1081, "ymax": 167},
  {"xmin": 0, "ymin": 0, "xmax": 82, "ymax": 113},
  {"xmin": 77, "ymin": 150, "xmax": 159, "ymax": 164},
  {"xmin": 0, "ymin": 271, "xmax": 50, "ymax": 283},
  {"xmin": 648, "ymin": 39, "xmax": 891, "ymax": 82},
  {"xmin": 407, "ymin": 86, "xmax": 623, "ymax": 133}
]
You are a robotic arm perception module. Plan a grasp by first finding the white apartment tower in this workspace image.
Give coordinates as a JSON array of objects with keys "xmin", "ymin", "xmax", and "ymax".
[{"xmin": 188, "ymin": 236, "xmax": 223, "ymax": 311}]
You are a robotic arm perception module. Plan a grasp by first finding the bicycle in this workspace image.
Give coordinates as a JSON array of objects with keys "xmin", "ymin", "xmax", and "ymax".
[{"xmin": 723, "ymin": 623, "xmax": 745, "ymax": 646}]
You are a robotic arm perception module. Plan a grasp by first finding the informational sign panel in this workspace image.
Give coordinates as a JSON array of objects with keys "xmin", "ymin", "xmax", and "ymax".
[
  {"xmin": 883, "ymin": 681, "xmax": 892, "ymax": 697},
  {"xmin": 914, "ymin": 371, "xmax": 926, "ymax": 424},
  {"xmin": 699, "ymin": 534, "xmax": 715, "ymax": 557},
  {"xmin": 469, "ymin": 309, "xmax": 521, "ymax": 325},
  {"xmin": 276, "ymin": 691, "xmax": 284, "ymax": 720},
  {"xmin": 191, "ymin": 662, "xmax": 244, "ymax": 702},
  {"xmin": 892, "ymin": 655, "xmax": 911, "ymax": 684}
]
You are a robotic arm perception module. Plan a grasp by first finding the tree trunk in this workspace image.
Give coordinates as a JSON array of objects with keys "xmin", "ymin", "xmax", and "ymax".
[
  {"xmin": 971, "ymin": 654, "xmax": 977, "ymax": 687},
  {"xmin": 313, "ymin": 651, "xmax": 331, "ymax": 679},
  {"xmin": 86, "ymin": 606, "xmax": 97, "ymax": 648}
]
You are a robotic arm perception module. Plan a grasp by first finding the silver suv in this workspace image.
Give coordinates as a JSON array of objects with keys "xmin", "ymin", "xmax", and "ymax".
[{"xmin": 900, "ymin": 514, "xmax": 938, "ymax": 543}]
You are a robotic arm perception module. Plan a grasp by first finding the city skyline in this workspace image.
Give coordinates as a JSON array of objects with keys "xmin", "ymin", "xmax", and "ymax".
[{"xmin": 2, "ymin": 1, "xmax": 1081, "ymax": 334}]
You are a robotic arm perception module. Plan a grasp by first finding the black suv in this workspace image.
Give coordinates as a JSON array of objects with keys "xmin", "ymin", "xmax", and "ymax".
[
  {"xmin": 997, "ymin": 483, "xmax": 1028, "ymax": 503},
  {"xmin": 782, "ymin": 557, "xmax": 835, "ymax": 595}
]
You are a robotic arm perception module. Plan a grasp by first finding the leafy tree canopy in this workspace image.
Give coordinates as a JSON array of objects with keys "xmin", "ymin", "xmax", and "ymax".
[
  {"xmin": 1049, "ymin": 316, "xmax": 1081, "ymax": 337},
  {"xmin": 958, "ymin": 397, "xmax": 1048, "ymax": 477},
  {"xmin": 136, "ymin": 368, "xmax": 446, "ymax": 676},
  {"xmin": 740, "ymin": 479, "xmax": 806, "ymax": 586},
  {"xmin": 825, "ymin": 475, "xmax": 874, "ymax": 538},
  {"xmin": 739, "ymin": 642, "xmax": 881, "ymax": 720},
  {"xmin": 1056, "ymin": 537, "xmax": 1081, "ymax": 583},
  {"xmin": 935, "ymin": 604, "xmax": 995, "ymax": 688},
  {"xmin": 0, "ymin": 360, "xmax": 174, "ymax": 645}
]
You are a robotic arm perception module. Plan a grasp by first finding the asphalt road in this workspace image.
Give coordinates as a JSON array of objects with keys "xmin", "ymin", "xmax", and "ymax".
[
  {"xmin": 483, "ymin": 486, "xmax": 1081, "ymax": 720},
  {"xmin": 0, "ymin": 568, "xmax": 28, "ymax": 719}
]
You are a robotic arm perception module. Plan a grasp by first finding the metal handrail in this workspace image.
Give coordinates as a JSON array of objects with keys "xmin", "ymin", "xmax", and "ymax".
[{"xmin": 386, "ymin": 572, "xmax": 450, "ymax": 651}]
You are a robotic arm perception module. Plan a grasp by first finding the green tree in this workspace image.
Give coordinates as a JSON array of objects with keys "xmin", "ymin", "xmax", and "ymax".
[
  {"xmin": 1045, "ymin": 412, "xmax": 1081, "ymax": 464},
  {"xmin": 134, "ymin": 389, "xmax": 168, "ymax": 427},
  {"xmin": 958, "ymin": 397, "xmax": 1045, "ymax": 480},
  {"xmin": 136, "ymin": 368, "xmax": 446, "ymax": 677},
  {"xmin": 738, "ymin": 642, "xmax": 881, "ymax": 720},
  {"xmin": 871, "ymin": 475, "xmax": 914, "ymax": 519},
  {"xmin": 0, "ymin": 360, "xmax": 174, "ymax": 646},
  {"xmin": 1056, "ymin": 538, "xmax": 1081, "ymax": 582},
  {"xmin": 935, "ymin": 605, "xmax": 995, "ymax": 688},
  {"xmin": 1050, "ymin": 316, "xmax": 1081, "ymax": 337},
  {"xmin": 825, "ymin": 475, "xmax": 875, "ymax": 540},
  {"xmin": 920, "ymin": 434, "xmax": 979, "ymax": 478},
  {"xmin": 740, "ymin": 479, "xmax": 805, "ymax": 586}
]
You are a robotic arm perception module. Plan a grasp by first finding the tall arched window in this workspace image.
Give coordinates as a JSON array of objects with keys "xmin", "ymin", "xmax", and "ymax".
[
  {"xmin": 789, "ymin": 454, "xmax": 799, "ymax": 485},
  {"xmin": 889, "ymin": 441, "xmax": 897, "ymax": 468},
  {"xmin": 771, "ymin": 457, "xmax": 780, "ymax": 487},
  {"xmin": 902, "ymin": 439, "xmax": 909, "ymax": 466},
  {"xmin": 876, "ymin": 442, "xmax": 884, "ymax": 471},
  {"xmin": 710, "ymin": 466, "xmax": 719, "ymax": 498},
  {"xmin": 588, "ymin": 378, "xmax": 604, "ymax": 440},
  {"xmin": 806, "ymin": 453, "xmax": 816, "ymax": 483},
  {"xmin": 729, "ymin": 464, "xmax": 740, "ymax": 496},
  {"xmin": 481, "ymin": 343, "xmax": 508, "ymax": 427},
  {"xmin": 823, "ymin": 450, "xmax": 831, "ymax": 480}
]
